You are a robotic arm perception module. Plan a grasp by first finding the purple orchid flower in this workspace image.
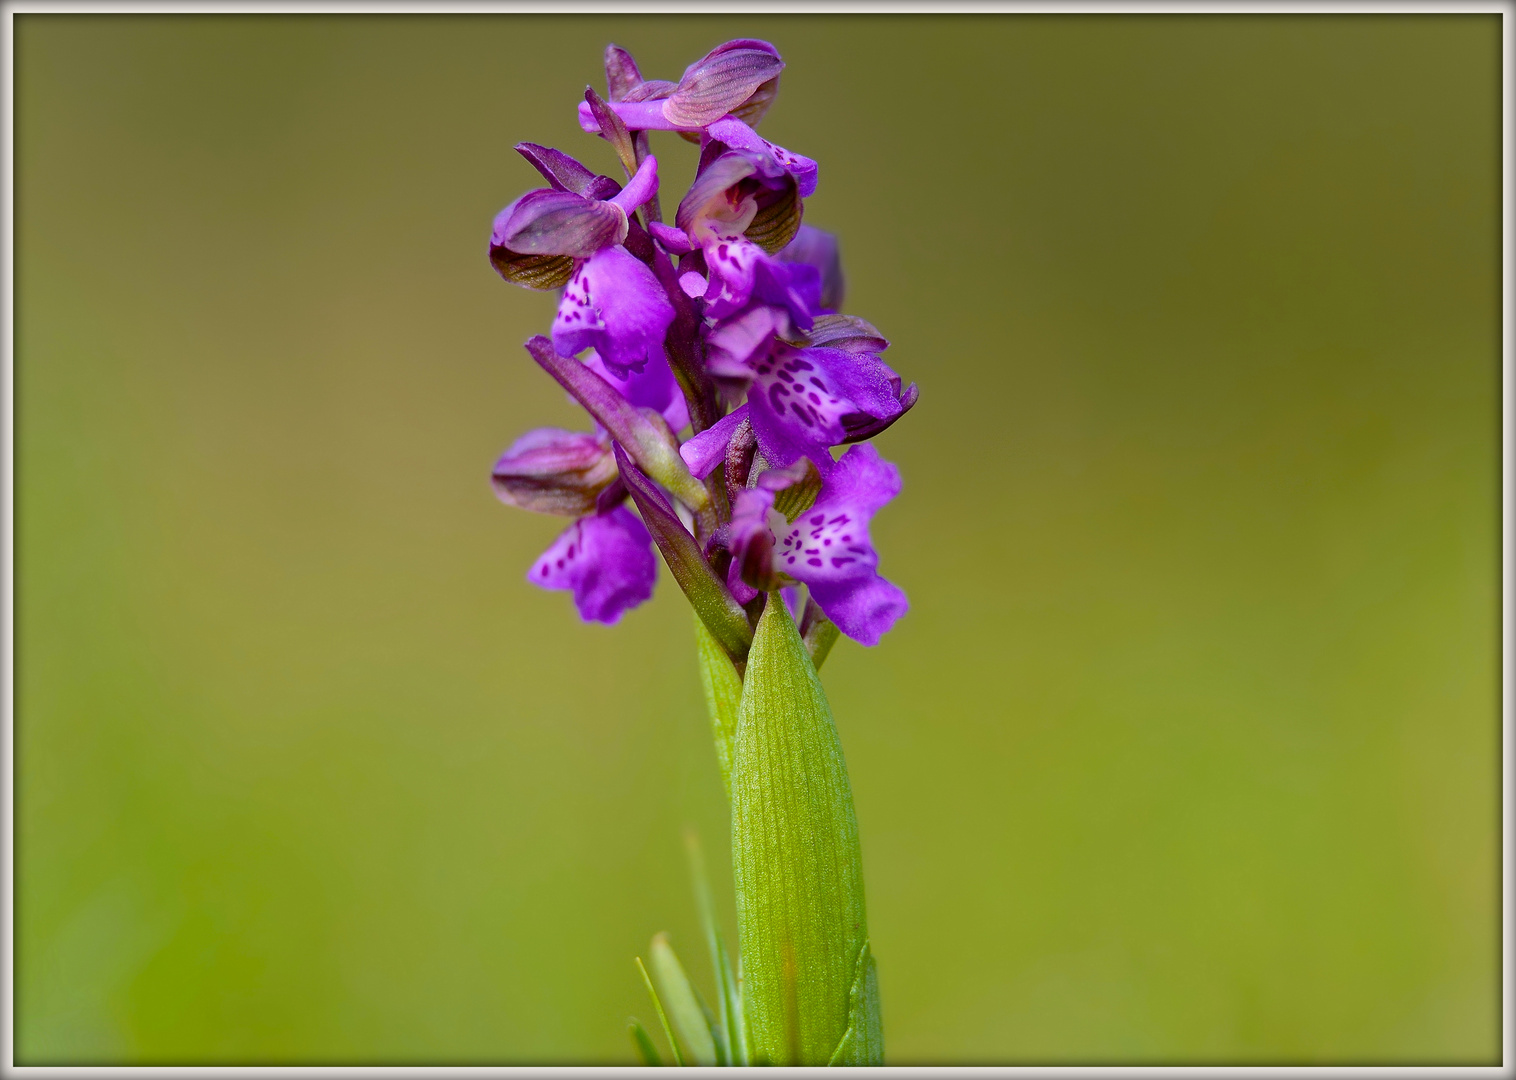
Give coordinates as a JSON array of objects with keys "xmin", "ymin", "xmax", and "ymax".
[
  {"xmin": 530, "ymin": 506, "xmax": 658, "ymax": 625},
  {"xmin": 726, "ymin": 444, "xmax": 908, "ymax": 646},
  {"xmin": 491, "ymin": 152, "xmax": 672, "ymax": 378}
]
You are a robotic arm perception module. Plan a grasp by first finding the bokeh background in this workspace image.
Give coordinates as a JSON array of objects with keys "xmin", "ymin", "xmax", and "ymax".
[{"xmin": 14, "ymin": 14, "xmax": 1500, "ymax": 1064}]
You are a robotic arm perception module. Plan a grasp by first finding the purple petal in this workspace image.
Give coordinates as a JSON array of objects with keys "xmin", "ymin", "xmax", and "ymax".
[
  {"xmin": 608, "ymin": 154, "xmax": 660, "ymax": 216},
  {"xmin": 584, "ymin": 347, "xmax": 689, "ymax": 432},
  {"xmin": 529, "ymin": 506, "xmax": 657, "ymax": 625},
  {"xmin": 578, "ymin": 98, "xmax": 699, "ymax": 134},
  {"xmin": 706, "ymin": 117, "xmax": 818, "ymax": 198},
  {"xmin": 680, "ymin": 404, "xmax": 750, "ymax": 479},
  {"xmin": 649, "ymin": 221, "xmax": 693, "ymax": 254},
  {"xmin": 727, "ymin": 484, "xmax": 781, "ymax": 593},
  {"xmin": 807, "ymin": 574, "xmax": 908, "ymax": 647},
  {"xmin": 604, "ymin": 43, "xmax": 643, "ymax": 101},
  {"xmin": 727, "ymin": 557, "xmax": 760, "ymax": 606},
  {"xmin": 840, "ymin": 382, "xmax": 919, "ymax": 444},
  {"xmin": 805, "ymin": 313, "xmax": 889, "ymax": 354},
  {"xmin": 777, "ymin": 225, "xmax": 842, "ymax": 310},
  {"xmin": 514, "ymin": 143, "xmax": 618, "ymax": 199},
  {"xmin": 552, "ymin": 245, "xmax": 675, "ymax": 378},
  {"xmin": 492, "ymin": 188, "xmax": 627, "ymax": 258}
]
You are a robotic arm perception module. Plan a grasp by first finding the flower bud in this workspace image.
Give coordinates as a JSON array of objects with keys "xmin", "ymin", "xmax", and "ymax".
[
  {"xmin": 662, "ymin": 40, "xmax": 785, "ymax": 129},
  {"xmin": 491, "ymin": 188, "xmax": 627, "ymax": 259},
  {"xmin": 490, "ymin": 428, "xmax": 616, "ymax": 516}
]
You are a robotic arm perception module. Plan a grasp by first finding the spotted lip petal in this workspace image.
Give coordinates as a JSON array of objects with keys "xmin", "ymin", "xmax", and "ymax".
[
  {"xmin": 723, "ymin": 445, "xmax": 906, "ymax": 645},
  {"xmin": 529, "ymin": 506, "xmax": 658, "ymax": 625},
  {"xmin": 746, "ymin": 346, "xmax": 903, "ymax": 470},
  {"xmin": 701, "ymin": 237, "xmax": 820, "ymax": 326},
  {"xmin": 774, "ymin": 444, "xmax": 908, "ymax": 645},
  {"xmin": 551, "ymin": 246, "xmax": 676, "ymax": 378},
  {"xmin": 704, "ymin": 306, "xmax": 787, "ymax": 378}
]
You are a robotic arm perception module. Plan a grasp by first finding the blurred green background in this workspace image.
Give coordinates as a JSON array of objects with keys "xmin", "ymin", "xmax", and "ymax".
[{"xmin": 14, "ymin": 14, "xmax": 1499, "ymax": 1065}]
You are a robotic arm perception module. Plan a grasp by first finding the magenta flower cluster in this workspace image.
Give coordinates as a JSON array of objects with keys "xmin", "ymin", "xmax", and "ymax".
[{"xmin": 489, "ymin": 40, "xmax": 916, "ymax": 648}]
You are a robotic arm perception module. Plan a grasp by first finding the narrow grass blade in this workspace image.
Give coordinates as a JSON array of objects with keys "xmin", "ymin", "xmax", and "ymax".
[
  {"xmin": 649, "ymin": 933, "xmax": 719, "ymax": 1066},
  {"xmin": 629, "ymin": 1019, "xmax": 663, "ymax": 1066},
  {"xmin": 685, "ymin": 829, "xmax": 743, "ymax": 1066},
  {"xmin": 635, "ymin": 955, "xmax": 684, "ymax": 1067}
]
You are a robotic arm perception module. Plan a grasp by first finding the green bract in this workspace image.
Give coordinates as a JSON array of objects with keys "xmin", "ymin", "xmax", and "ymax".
[{"xmin": 731, "ymin": 595, "xmax": 881, "ymax": 1066}]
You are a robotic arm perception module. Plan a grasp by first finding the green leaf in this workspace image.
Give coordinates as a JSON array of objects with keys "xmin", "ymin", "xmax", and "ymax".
[
  {"xmin": 730, "ymin": 594, "xmax": 882, "ymax": 1065},
  {"xmin": 628, "ymin": 1019, "xmax": 663, "ymax": 1066},
  {"xmin": 694, "ymin": 617, "xmax": 744, "ymax": 802},
  {"xmin": 827, "ymin": 940, "xmax": 884, "ymax": 1065},
  {"xmin": 649, "ymin": 933, "xmax": 719, "ymax": 1066},
  {"xmin": 685, "ymin": 829, "xmax": 744, "ymax": 1066},
  {"xmin": 635, "ymin": 955, "xmax": 684, "ymax": 1067}
]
